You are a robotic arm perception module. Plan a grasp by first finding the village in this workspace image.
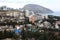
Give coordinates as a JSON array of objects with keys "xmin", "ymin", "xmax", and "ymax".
[{"xmin": 0, "ymin": 6, "xmax": 60, "ymax": 40}]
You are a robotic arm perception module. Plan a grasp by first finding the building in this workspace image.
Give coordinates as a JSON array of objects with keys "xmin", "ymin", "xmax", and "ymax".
[{"xmin": 0, "ymin": 8, "xmax": 26, "ymax": 23}]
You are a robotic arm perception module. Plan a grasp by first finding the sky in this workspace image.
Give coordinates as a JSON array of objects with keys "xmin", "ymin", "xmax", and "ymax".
[{"xmin": 0, "ymin": 0, "xmax": 60, "ymax": 12}]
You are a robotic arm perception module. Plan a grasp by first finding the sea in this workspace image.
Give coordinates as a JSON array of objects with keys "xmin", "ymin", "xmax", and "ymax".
[
  {"xmin": 40, "ymin": 12, "xmax": 60, "ymax": 16},
  {"xmin": 52, "ymin": 12, "xmax": 60, "ymax": 16}
]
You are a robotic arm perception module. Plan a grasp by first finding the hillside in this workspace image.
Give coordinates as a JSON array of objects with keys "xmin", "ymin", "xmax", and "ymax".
[{"xmin": 23, "ymin": 4, "xmax": 53, "ymax": 13}]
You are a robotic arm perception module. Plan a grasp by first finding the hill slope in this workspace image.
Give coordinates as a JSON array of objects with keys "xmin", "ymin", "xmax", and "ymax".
[{"xmin": 23, "ymin": 4, "xmax": 53, "ymax": 13}]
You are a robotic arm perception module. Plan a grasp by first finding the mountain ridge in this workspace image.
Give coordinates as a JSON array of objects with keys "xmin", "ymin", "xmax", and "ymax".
[{"xmin": 23, "ymin": 4, "xmax": 53, "ymax": 13}]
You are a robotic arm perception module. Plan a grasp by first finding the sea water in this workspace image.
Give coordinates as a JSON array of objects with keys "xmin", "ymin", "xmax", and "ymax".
[
  {"xmin": 52, "ymin": 12, "xmax": 60, "ymax": 16},
  {"xmin": 40, "ymin": 12, "xmax": 60, "ymax": 16}
]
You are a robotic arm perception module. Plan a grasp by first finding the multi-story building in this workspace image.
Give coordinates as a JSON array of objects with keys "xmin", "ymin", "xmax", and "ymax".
[{"xmin": 0, "ymin": 8, "xmax": 25, "ymax": 23}]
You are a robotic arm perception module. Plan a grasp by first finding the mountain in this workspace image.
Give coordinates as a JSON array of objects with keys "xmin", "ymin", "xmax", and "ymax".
[
  {"xmin": 0, "ymin": 4, "xmax": 54, "ymax": 13},
  {"xmin": 23, "ymin": 4, "xmax": 53, "ymax": 13}
]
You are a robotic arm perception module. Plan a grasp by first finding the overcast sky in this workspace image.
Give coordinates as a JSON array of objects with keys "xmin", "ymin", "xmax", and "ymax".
[{"xmin": 0, "ymin": 0, "xmax": 60, "ymax": 12}]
